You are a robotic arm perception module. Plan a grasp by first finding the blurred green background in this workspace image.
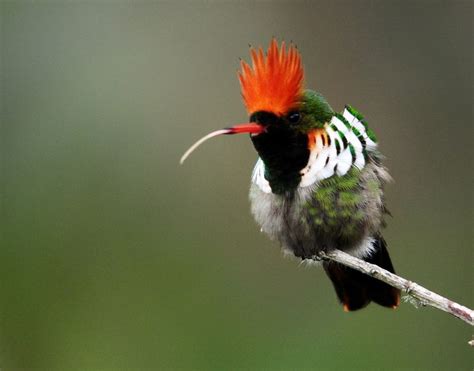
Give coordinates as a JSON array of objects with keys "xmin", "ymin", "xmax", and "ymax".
[{"xmin": 1, "ymin": 1, "xmax": 472, "ymax": 370}]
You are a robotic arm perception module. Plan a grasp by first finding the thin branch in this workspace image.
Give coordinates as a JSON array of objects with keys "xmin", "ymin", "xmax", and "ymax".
[{"xmin": 314, "ymin": 249, "xmax": 473, "ymax": 326}]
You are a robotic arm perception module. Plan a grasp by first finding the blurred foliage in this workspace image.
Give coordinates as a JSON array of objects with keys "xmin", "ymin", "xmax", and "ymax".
[{"xmin": 1, "ymin": 1, "xmax": 472, "ymax": 370}]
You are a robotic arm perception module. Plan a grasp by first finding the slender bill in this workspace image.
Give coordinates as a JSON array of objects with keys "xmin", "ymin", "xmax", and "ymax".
[{"xmin": 180, "ymin": 123, "xmax": 263, "ymax": 164}]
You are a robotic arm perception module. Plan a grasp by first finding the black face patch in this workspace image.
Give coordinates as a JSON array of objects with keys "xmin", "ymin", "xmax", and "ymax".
[
  {"xmin": 250, "ymin": 111, "xmax": 309, "ymax": 195},
  {"xmin": 249, "ymin": 111, "xmax": 280, "ymax": 127}
]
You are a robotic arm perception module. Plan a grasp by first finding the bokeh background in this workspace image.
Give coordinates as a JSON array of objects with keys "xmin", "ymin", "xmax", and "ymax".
[{"xmin": 2, "ymin": 1, "xmax": 472, "ymax": 370}]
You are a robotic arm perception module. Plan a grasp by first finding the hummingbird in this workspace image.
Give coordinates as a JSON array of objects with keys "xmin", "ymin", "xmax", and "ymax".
[{"xmin": 181, "ymin": 39, "xmax": 400, "ymax": 311}]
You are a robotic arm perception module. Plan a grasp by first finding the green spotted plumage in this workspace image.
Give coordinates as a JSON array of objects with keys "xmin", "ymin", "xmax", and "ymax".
[{"xmin": 249, "ymin": 90, "xmax": 400, "ymax": 311}]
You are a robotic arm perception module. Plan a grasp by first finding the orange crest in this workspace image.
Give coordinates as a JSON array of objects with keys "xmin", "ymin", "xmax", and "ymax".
[{"xmin": 238, "ymin": 39, "xmax": 304, "ymax": 116}]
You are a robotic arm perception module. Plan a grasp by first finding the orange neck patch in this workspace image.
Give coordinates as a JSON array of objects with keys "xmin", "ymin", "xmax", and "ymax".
[
  {"xmin": 238, "ymin": 39, "xmax": 304, "ymax": 116},
  {"xmin": 307, "ymin": 129, "xmax": 329, "ymax": 151}
]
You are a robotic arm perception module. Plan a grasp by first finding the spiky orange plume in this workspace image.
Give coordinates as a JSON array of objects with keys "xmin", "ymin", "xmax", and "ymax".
[{"xmin": 238, "ymin": 39, "xmax": 304, "ymax": 116}]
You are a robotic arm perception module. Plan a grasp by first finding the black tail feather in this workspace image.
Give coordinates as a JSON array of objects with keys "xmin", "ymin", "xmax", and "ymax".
[{"xmin": 323, "ymin": 237, "xmax": 401, "ymax": 311}]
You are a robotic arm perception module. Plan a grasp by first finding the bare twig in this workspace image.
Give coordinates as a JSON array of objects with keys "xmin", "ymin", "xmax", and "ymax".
[{"xmin": 314, "ymin": 249, "xmax": 473, "ymax": 327}]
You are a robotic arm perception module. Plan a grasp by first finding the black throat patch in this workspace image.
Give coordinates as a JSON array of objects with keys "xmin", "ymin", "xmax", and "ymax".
[{"xmin": 250, "ymin": 111, "xmax": 310, "ymax": 195}]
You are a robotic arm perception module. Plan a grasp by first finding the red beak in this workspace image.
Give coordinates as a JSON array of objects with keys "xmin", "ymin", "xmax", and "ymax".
[
  {"xmin": 180, "ymin": 122, "xmax": 264, "ymax": 164},
  {"xmin": 225, "ymin": 123, "xmax": 265, "ymax": 135}
]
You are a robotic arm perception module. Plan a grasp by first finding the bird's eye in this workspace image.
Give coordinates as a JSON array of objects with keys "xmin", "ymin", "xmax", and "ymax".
[{"xmin": 288, "ymin": 111, "xmax": 301, "ymax": 124}]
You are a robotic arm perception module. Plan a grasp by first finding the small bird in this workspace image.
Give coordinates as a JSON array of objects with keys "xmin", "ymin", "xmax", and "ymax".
[{"xmin": 181, "ymin": 39, "xmax": 400, "ymax": 311}]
